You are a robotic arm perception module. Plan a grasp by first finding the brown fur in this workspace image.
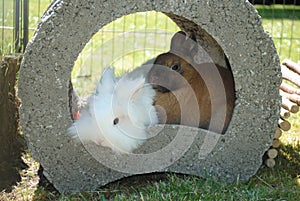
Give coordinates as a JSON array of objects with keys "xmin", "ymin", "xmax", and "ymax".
[{"xmin": 147, "ymin": 31, "xmax": 235, "ymax": 133}]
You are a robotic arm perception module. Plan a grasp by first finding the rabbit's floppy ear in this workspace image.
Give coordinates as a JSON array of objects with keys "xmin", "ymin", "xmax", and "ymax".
[
  {"xmin": 96, "ymin": 67, "xmax": 116, "ymax": 94},
  {"xmin": 170, "ymin": 31, "xmax": 197, "ymax": 55},
  {"xmin": 170, "ymin": 31, "xmax": 186, "ymax": 52}
]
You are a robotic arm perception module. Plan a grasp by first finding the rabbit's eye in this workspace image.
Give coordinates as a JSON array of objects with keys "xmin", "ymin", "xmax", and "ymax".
[
  {"xmin": 113, "ymin": 117, "xmax": 119, "ymax": 125},
  {"xmin": 170, "ymin": 64, "xmax": 182, "ymax": 73}
]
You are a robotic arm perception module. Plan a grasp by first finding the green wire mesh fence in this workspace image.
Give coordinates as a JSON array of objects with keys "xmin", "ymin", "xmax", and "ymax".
[{"xmin": 1, "ymin": 0, "xmax": 299, "ymax": 95}]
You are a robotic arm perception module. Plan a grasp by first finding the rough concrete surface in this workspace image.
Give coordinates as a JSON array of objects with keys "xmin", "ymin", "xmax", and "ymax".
[{"xmin": 18, "ymin": 0, "xmax": 281, "ymax": 193}]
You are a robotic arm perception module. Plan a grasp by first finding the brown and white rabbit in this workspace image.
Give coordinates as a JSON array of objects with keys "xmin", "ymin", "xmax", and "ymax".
[{"xmin": 148, "ymin": 31, "xmax": 235, "ymax": 134}]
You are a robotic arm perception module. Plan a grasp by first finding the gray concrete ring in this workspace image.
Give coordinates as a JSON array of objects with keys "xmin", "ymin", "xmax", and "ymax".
[{"xmin": 19, "ymin": 0, "xmax": 280, "ymax": 193}]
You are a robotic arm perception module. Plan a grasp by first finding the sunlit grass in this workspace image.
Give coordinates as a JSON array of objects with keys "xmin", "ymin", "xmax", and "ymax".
[
  {"xmin": 256, "ymin": 4, "xmax": 300, "ymax": 62},
  {"xmin": 71, "ymin": 11, "xmax": 180, "ymax": 96},
  {"xmin": 265, "ymin": 19, "xmax": 300, "ymax": 61},
  {"xmin": 281, "ymin": 112, "xmax": 300, "ymax": 147},
  {"xmin": 71, "ymin": 4, "xmax": 300, "ymax": 96},
  {"xmin": 0, "ymin": 0, "xmax": 15, "ymax": 54},
  {"xmin": 0, "ymin": 0, "xmax": 51, "ymax": 54}
]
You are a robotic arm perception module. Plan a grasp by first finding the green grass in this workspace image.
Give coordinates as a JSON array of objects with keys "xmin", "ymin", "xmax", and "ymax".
[
  {"xmin": 0, "ymin": 0, "xmax": 51, "ymax": 54},
  {"xmin": 1, "ymin": 141, "xmax": 299, "ymax": 200},
  {"xmin": 0, "ymin": 2, "xmax": 300, "ymax": 201},
  {"xmin": 0, "ymin": 0, "xmax": 15, "ymax": 54},
  {"xmin": 71, "ymin": 11, "xmax": 180, "ymax": 96},
  {"xmin": 71, "ymin": 4, "xmax": 300, "ymax": 96},
  {"xmin": 256, "ymin": 4, "xmax": 300, "ymax": 62}
]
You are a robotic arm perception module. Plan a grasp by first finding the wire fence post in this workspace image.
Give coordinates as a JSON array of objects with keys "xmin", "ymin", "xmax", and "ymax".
[
  {"xmin": 14, "ymin": 0, "xmax": 20, "ymax": 53},
  {"xmin": 23, "ymin": 0, "xmax": 29, "ymax": 52}
]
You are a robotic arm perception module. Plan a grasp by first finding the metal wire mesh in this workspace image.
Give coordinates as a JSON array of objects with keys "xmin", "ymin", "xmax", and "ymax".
[
  {"xmin": 0, "ymin": 0, "xmax": 51, "ymax": 54},
  {"xmin": 1, "ymin": 1, "xmax": 299, "ymax": 94},
  {"xmin": 72, "ymin": 11, "xmax": 180, "ymax": 96},
  {"xmin": 252, "ymin": 0, "xmax": 300, "ymax": 62},
  {"xmin": 1, "ymin": 1, "xmax": 299, "ymax": 57},
  {"xmin": 1, "ymin": 0, "xmax": 18, "ymax": 54}
]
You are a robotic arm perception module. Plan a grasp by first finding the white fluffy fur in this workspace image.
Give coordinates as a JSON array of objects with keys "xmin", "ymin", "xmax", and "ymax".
[{"xmin": 68, "ymin": 67, "xmax": 158, "ymax": 153}]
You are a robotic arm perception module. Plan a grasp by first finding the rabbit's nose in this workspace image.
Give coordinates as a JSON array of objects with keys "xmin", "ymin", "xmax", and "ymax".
[
  {"xmin": 153, "ymin": 85, "xmax": 170, "ymax": 93},
  {"xmin": 147, "ymin": 74, "xmax": 159, "ymax": 84}
]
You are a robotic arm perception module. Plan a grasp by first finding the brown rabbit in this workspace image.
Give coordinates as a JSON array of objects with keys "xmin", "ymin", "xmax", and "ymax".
[{"xmin": 147, "ymin": 31, "xmax": 235, "ymax": 134}]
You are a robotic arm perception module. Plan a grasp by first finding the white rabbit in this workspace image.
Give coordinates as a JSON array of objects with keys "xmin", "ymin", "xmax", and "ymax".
[{"xmin": 67, "ymin": 67, "xmax": 158, "ymax": 153}]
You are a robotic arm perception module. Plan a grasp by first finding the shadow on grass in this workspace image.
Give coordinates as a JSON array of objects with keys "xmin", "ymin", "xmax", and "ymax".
[
  {"xmin": 277, "ymin": 142, "xmax": 300, "ymax": 177},
  {"xmin": 0, "ymin": 57, "xmax": 28, "ymax": 193},
  {"xmin": 0, "ymin": 138, "xmax": 27, "ymax": 193},
  {"xmin": 254, "ymin": 142, "xmax": 300, "ymax": 189},
  {"xmin": 33, "ymin": 168, "xmax": 173, "ymax": 200},
  {"xmin": 30, "ymin": 141, "xmax": 300, "ymax": 200}
]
